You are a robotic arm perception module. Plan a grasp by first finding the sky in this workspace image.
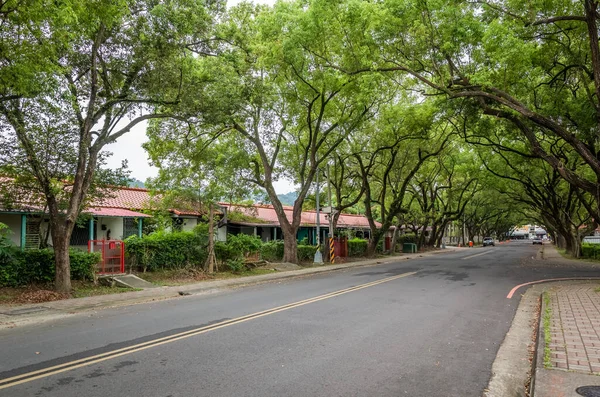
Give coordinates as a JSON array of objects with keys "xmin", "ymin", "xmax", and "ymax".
[{"xmin": 104, "ymin": 0, "xmax": 289, "ymax": 194}]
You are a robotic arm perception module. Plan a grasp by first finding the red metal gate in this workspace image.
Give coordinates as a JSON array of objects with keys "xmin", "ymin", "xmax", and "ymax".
[
  {"xmin": 333, "ymin": 237, "xmax": 348, "ymax": 259},
  {"xmin": 88, "ymin": 240, "xmax": 125, "ymax": 274}
]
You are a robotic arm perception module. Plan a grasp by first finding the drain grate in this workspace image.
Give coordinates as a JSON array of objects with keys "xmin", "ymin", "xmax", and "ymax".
[
  {"xmin": 577, "ymin": 386, "xmax": 600, "ymax": 397},
  {"xmin": 0, "ymin": 306, "xmax": 48, "ymax": 316}
]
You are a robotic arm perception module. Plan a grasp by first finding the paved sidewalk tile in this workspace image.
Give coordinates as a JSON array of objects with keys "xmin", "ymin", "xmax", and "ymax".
[{"xmin": 548, "ymin": 285, "xmax": 600, "ymax": 375}]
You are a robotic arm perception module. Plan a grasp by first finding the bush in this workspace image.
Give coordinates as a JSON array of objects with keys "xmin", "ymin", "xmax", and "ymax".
[
  {"xmin": 0, "ymin": 248, "xmax": 101, "ymax": 287},
  {"xmin": 70, "ymin": 249, "xmax": 101, "ymax": 281},
  {"xmin": 348, "ymin": 238, "xmax": 368, "ymax": 257},
  {"xmin": 297, "ymin": 244, "xmax": 318, "ymax": 262},
  {"xmin": 260, "ymin": 240, "xmax": 284, "ymax": 262},
  {"xmin": 125, "ymin": 230, "xmax": 208, "ymax": 271},
  {"xmin": 397, "ymin": 233, "xmax": 417, "ymax": 245},
  {"xmin": 214, "ymin": 234, "xmax": 263, "ymax": 265},
  {"xmin": 224, "ymin": 257, "xmax": 246, "ymax": 273},
  {"xmin": 582, "ymin": 243, "xmax": 600, "ymax": 259},
  {"xmin": 214, "ymin": 241, "xmax": 236, "ymax": 263},
  {"xmin": 226, "ymin": 234, "xmax": 262, "ymax": 257}
]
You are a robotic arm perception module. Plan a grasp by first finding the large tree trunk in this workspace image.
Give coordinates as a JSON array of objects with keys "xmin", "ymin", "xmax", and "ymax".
[
  {"xmin": 367, "ymin": 227, "xmax": 386, "ymax": 257},
  {"xmin": 282, "ymin": 226, "xmax": 298, "ymax": 263},
  {"xmin": 427, "ymin": 224, "xmax": 437, "ymax": 247},
  {"xmin": 52, "ymin": 225, "xmax": 72, "ymax": 294},
  {"xmin": 564, "ymin": 233, "xmax": 576, "ymax": 255}
]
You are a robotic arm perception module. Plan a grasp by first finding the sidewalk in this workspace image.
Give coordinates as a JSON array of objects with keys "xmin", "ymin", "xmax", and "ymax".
[
  {"xmin": 487, "ymin": 243, "xmax": 600, "ymax": 397},
  {"xmin": 534, "ymin": 282, "xmax": 600, "ymax": 397},
  {"xmin": 0, "ymin": 247, "xmax": 462, "ymax": 330}
]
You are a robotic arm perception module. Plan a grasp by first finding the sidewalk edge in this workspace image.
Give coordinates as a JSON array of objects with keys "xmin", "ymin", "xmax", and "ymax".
[{"xmin": 484, "ymin": 287, "xmax": 541, "ymax": 397}]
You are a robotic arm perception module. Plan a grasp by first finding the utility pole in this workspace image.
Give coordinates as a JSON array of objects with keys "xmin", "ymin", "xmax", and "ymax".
[
  {"xmin": 314, "ymin": 168, "xmax": 323, "ymax": 264},
  {"xmin": 327, "ymin": 163, "xmax": 335, "ymax": 263},
  {"xmin": 327, "ymin": 163, "xmax": 334, "ymax": 238}
]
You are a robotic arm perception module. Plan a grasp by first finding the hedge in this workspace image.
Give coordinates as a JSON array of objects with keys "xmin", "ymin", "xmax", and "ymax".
[
  {"xmin": 582, "ymin": 243, "xmax": 600, "ymax": 259},
  {"xmin": 348, "ymin": 238, "xmax": 368, "ymax": 257},
  {"xmin": 0, "ymin": 248, "xmax": 100, "ymax": 287},
  {"xmin": 260, "ymin": 240, "xmax": 284, "ymax": 262},
  {"xmin": 397, "ymin": 233, "xmax": 417, "ymax": 245},
  {"xmin": 297, "ymin": 244, "xmax": 318, "ymax": 262},
  {"xmin": 125, "ymin": 231, "xmax": 208, "ymax": 271},
  {"xmin": 225, "ymin": 234, "xmax": 262, "ymax": 257}
]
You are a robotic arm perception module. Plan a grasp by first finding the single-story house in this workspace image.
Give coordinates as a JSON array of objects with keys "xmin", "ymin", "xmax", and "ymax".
[
  {"xmin": 219, "ymin": 203, "xmax": 378, "ymax": 244},
  {"xmin": 0, "ymin": 185, "xmax": 203, "ymax": 250},
  {"xmin": 1, "ymin": 183, "xmax": 380, "ymax": 250}
]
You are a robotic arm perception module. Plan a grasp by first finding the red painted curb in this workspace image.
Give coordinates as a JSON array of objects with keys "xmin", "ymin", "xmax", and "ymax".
[{"xmin": 507, "ymin": 277, "xmax": 600, "ymax": 299}]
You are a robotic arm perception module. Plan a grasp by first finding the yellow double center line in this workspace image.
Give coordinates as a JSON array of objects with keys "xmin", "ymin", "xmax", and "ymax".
[{"xmin": 0, "ymin": 271, "xmax": 416, "ymax": 390}]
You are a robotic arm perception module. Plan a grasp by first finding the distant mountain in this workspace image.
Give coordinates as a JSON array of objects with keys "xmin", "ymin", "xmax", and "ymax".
[
  {"xmin": 128, "ymin": 178, "xmax": 145, "ymax": 188},
  {"xmin": 277, "ymin": 191, "xmax": 298, "ymax": 206}
]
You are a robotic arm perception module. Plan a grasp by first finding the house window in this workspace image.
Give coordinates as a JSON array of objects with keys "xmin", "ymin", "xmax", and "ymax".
[
  {"xmin": 25, "ymin": 216, "xmax": 41, "ymax": 249},
  {"xmin": 123, "ymin": 218, "xmax": 138, "ymax": 238},
  {"xmin": 172, "ymin": 218, "xmax": 183, "ymax": 232},
  {"xmin": 70, "ymin": 222, "xmax": 91, "ymax": 246}
]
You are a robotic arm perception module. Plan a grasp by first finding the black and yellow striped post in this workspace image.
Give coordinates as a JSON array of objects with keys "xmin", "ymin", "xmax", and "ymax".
[{"xmin": 329, "ymin": 237, "xmax": 335, "ymax": 263}]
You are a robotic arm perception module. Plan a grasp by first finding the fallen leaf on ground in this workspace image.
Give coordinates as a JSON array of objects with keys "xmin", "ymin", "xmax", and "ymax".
[{"xmin": 15, "ymin": 290, "xmax": 69, "ymax": 304}]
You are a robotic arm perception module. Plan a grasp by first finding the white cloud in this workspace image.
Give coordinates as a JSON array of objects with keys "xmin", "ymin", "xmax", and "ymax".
[{"xmin": 103, "ymin": 121, "xmax": 158, "ymax": 183}]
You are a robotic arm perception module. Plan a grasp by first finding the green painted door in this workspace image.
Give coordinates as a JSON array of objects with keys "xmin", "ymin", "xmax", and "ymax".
[{"xmin": 297, "ymin": 228, "xmax": 309, "ymax": 244}]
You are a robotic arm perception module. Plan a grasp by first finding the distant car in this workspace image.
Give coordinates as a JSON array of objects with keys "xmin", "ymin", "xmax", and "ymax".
[
  {"xmin": 483, "ymin": 237, "xmax": 495, "ymax": 247},
  {"xmin": 532, "ymin": 237, "xmax": 543, "ymax": 245}
]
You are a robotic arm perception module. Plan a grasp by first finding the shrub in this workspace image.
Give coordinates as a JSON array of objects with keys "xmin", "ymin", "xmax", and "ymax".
[
  {"xmin": 297, "ymin": 244, "xmax": 318, "ymax": 262},
  {"xmin": 260, "ymin": 240, "xmax": 284, "ymax": 262},
  {"xmin": 582, "ymin": 243, "xmax": 600, "ymax": 259},
  {"xmin": 18, "ymin": 249, "xmax": 55, "ymax": 284},
  {"xmin": 0, "ymin": 248, "xmax": 101, "ymax": 287},
  {"xmin": 214, "ymin": 241, "xmax": 236, "ymax": 263},
  {"xmin": 70, "ymin": 249, "xmax": 101, "ymax": 281},
  {"xmin": 348, "ymin": 238, "xmax": 368, "ymax": 257},
  {"xmin": 125, "ymin": 230, "xmax": 208, "ymax": 271},
  {"xmin": 226, "ymin": 234, "xmax": 262, "ymax": 257},
  {"xmin": 224, "ymin": 257, "xmax": 246, "ymax": 273},
  {"xmin": 397, "ymin": 233, "xmax": 417, "ymax": 245}
]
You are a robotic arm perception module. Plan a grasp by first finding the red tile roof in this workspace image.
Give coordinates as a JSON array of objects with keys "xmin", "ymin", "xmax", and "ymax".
[
  {"xmin": 0, "ymin": 180, "xmax": 202, "ymax": 217},
  {"xmin": 94, "ymin": 187, "xmax": 154, "ymax": 210},
  {"xmin": 2, "ymin": 179, "xmax": 375, "ymax": 227},
  {"xmin": 221, "ymin": 203, "xmax": 377, "ymax": 229},
  {"xmin": 86, "ymin": 207, "xmax": 151, "ymax": 218}
]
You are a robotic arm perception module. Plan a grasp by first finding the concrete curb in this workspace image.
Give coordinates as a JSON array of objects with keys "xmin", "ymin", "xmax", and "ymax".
[
  {"xmin": 0, "ymin": 248, "xmax": 461, "ymax": 330},
  {"xmin": 484, "ymin": 286, "xmax": 541, "ymax": 397},
  {"xmin": 530, "ymin": 289, "xmax": 547, "ymax": 395}
]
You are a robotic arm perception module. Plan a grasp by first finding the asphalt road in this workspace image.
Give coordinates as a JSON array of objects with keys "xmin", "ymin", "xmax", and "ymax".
[{"xmin": 1, "ymin": 241, "xmax": 598, "ymax": 397}]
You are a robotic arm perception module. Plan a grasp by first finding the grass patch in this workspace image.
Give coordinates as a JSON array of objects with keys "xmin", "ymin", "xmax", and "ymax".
[
  {"xmin": 543, "ymin": 291, "xmax": 553, "ymax": 368},
  {"xmin": 137, "ymin": 268, "xmax": 277, "ymax": 286},
  {"xmin": 556, "ymin": 248, "xmax": 600, "ymax": 264},
  {"xmin": 71, "ymin": 282, "xmax": 140, "ymax": 298},
  {"xmin": 213, "ymin": 269, "xmax": 276, "ymax": 280}
]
